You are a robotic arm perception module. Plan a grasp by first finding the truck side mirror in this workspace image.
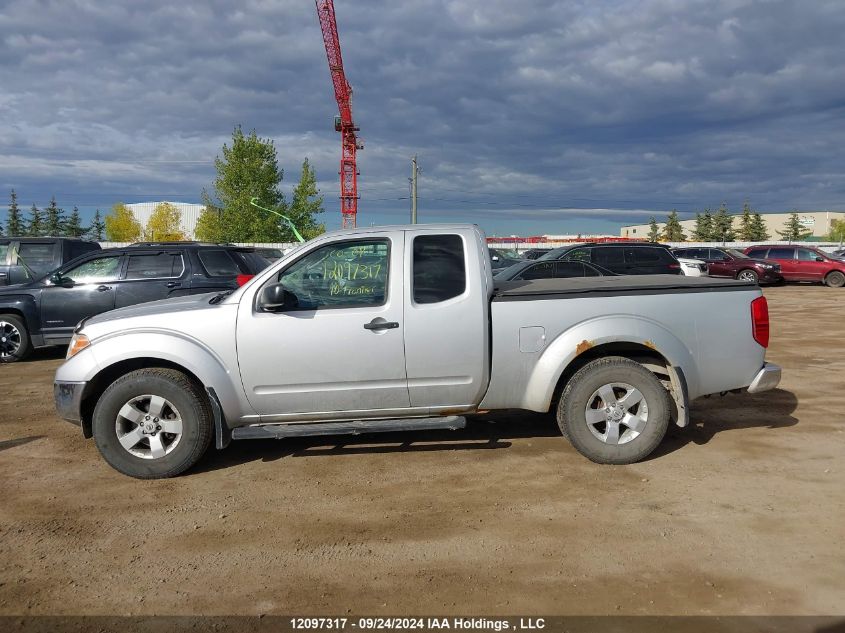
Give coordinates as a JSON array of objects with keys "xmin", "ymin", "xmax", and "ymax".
[{"xmin": 258, "ymin": 283, "xmax": 298, "ymax": 312}]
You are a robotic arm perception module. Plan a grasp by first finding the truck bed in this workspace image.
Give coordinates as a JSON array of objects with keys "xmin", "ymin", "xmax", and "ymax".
[{"xmin": 493, "ymin": 275, "xmax": 753, "ymax": 301}]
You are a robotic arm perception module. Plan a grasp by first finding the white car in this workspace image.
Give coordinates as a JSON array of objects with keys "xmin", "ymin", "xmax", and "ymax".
[{"xmin": 677, "ymin": 257, "xmax": 708, "ymax": 277}]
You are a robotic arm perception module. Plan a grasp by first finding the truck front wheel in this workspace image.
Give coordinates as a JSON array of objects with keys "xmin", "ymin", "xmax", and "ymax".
[
  {"xmin": 558, "ymin": 356, "xmax": 670, "ymax": 464},
  {"xmin": 92, "ymin": 368, "xmax": 213, "ymax": 479}
]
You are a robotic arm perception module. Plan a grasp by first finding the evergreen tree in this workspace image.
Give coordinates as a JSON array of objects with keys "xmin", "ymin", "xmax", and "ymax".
[
  {"xmin": 647, "ymin": 216, "xmax": 660, "ymax": 242},
  {"xmin": 64, "ymin": 206, "xmax": 85, "ymax": 237},
  {"xmin": 663, "ymin": 209, "xmax": 686, "ymax": 242},
  {"xmin": 691, "ymin": 210, "xmax": 714, "ymax": 241},
  {"xmin": 104, "ymin": 203, "xmax": 142, "ymax": 241},
  {"xmin": 738, "ymin": 201, "xmax": 754, "ymax": 241},
  {"xmin": 712, "ymin": 203, "xmax": 735, "ymax": 242},
  {"xmin": 288, "ymin": 158, "xmax": 326, "ymax": 240},
  {"xmin": 44, "ymin": 196, "xmax": 65, "ymax": 236},
  {"xmin": 749, "ymin": 212, "xmax": 769, "ymax": 241},
  {"xmin": 27, "ymin": 204, "xmax": 43, "ymax": 237},
  {"xmin": 88, "ymin": 209, "xmax": 106, "ymax": 241},
  {"xmin": 203, "ymin": 126, "xmax": 288, "ymax": 242},
  {"xmin": 776, "ymin": 212, "xmax": 812, "ymax": 242},
  {"xmin": 7, "ymin": 190, "xmax": 24, "ymax": 236}
]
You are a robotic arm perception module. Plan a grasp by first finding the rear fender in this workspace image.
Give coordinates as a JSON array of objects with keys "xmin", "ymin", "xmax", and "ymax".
[{"xmin": 522, "ymin": 315, "xmax": 699, "ymax": 412}]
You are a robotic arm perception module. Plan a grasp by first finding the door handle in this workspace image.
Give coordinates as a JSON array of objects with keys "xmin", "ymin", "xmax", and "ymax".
[
  {"xmin": 96, "ymin": 285, "xmax": 111, "ymax": 292},
  {"xmin": 0, "ymin": 273, "xmax": 6, "ymax": 278},
  {"xmin": 166, "ymin": 282, "xmax": 181, "ymax": 288},
  {"xmin": 363, "ymin": 320, "xmax": 399, "ymax": 331}
]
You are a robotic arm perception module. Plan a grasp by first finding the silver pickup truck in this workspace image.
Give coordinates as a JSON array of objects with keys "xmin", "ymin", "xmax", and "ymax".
[{"xmin": 54, "ymin": 224, "xmax": 781, "ymax": 478}]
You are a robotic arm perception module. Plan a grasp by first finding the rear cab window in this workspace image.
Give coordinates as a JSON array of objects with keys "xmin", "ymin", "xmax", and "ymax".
[{"xmin": 413, "ymin": 234, "xmax": 466, "ymax": 304}]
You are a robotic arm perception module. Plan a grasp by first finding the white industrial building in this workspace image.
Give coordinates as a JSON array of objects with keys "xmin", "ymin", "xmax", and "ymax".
[{"xmin": 126, "ymin": 201, "xmax": 205, "ymax": 240}]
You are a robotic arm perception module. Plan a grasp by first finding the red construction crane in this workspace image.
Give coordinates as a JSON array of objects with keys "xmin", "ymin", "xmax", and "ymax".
[{"xmin": 315, "ymin": 0, "xmax": 361, "ymax": 229}]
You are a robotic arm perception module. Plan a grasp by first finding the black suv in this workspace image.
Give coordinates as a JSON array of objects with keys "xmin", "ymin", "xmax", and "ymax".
[
  {"xmin": 0, "ymin": 237, "xmax": 101, "ymax": 286},
  {"xmin": 0, "ymin": 242, "xmax": 269, "ymax": 362},
  {"xmin": 531, "ymin": 242, "xmax": 681, "ymax": 275}
]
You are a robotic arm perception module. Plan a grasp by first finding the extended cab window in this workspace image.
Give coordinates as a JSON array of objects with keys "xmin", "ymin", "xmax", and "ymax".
[
  {"xmin": 276, "ymin": 239, "xmax": 389, "ymax": 310},
  {"xmin": 125, "ymin": 252, "xmax": 185, "ymax": 279},
  {"xmin": 413, "ymin": 235, "xmax": 466, "ymax": 304},
  {"xmin": 62, "ymin": 256, "xmax": 121, "ymax": 284}
]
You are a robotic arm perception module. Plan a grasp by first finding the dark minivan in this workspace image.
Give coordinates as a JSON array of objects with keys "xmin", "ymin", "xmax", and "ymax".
[
  {"xmin": 536, "ymin": 242, "xmax": 681, "ymax": 275},
  {"xmin": 0, "ymin": 237, "xmax": 101, "ymax": 286}
]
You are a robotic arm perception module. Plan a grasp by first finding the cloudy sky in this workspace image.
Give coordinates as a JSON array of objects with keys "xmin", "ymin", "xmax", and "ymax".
[{"xmin": 2, "ymin": 0, "xmax": 844, "ymax": 235}]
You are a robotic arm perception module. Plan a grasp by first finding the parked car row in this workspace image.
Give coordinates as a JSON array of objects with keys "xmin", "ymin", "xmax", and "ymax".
[{"xmin": 0, "ymin": 239, "xmax": 271, "ymax": 362}]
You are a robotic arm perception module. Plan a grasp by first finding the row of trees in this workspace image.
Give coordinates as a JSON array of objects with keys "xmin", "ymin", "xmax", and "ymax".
[
  {"xmin": 3, "ymin": 127, "xmax": 326, "ymax": 244},
  {"xmin": 3, "ymin": 191, "xmax": 107, "ymax": 240},
  {"xmin": 646, "ymin": 203, "xmax": 837, "ymax": 243}
]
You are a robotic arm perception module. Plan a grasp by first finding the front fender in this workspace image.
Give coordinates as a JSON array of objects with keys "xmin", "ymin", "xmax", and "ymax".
[
  {"xmin": 521, "ymin": 314, "xmax": 700, "ymax": 412},
  {"xmin": 56, "ymin": 329, "xmax": 257, "ymax": 425}
]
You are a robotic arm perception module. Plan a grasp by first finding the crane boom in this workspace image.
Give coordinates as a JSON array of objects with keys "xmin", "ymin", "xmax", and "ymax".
[{"xmin": 315, "ymin": 0, "xmax": 360, "ymax": 229}]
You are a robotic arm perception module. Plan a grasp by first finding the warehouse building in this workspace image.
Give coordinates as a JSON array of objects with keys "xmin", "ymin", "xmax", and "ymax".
[
  {"xmin": 621, "ymin": 210, "xmax": 845, "ymax": 240},
  {"xmin": 126, "ymin": 202, "xmax": 205, "ymax": 240}
]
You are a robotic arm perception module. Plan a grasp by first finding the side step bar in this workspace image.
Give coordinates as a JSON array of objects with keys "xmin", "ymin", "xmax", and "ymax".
[{"xmin": 231, "ymin": 416, "xmax": 466, "ymax": 440}]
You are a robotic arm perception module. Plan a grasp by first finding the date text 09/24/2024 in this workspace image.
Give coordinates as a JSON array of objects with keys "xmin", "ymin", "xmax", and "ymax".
[{"xmin": 290, "ymin": 618, "xmax": 546, "ymax": 631}]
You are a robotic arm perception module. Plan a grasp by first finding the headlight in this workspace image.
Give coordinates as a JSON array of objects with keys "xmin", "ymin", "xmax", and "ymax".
[{"xmin": 66, "ymin": 333, "xmax": 90, "ymax": 359}]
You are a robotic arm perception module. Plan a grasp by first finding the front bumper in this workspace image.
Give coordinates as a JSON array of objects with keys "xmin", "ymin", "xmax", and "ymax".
[
  {"xmin": 54, "ymin": 381, "xmax": 86, "ymax": 425},
  {"xmin": 758, "ymin": 269, "xmax": 784, "ymax": 283},
  {"xmin": 747, "ymin": 363, "xmax": 782, "ymax": 394}
]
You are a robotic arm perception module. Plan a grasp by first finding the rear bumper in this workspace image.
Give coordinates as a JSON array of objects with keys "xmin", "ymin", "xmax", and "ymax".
[
  {"xmin": 747, "ymin": 363, "xmax": 782, "ymax": 394},
  {"xmin": 54, "ymin": 380, "xmax": 86, "ymax": 425}
]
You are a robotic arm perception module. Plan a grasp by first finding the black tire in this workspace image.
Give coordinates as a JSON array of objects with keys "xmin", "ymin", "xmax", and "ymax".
[
  {"xmin": 0, "ymin": 314, "xmax": 33, "ymax": 363},
  {"xmin": 558, "ymin": 356, "xmax": 671, "ymax": 465},
  {"xmin": 824, "ymin": 271, "xmax": 845, "ymax": 288},
  {"xmin": 736, "ymin": 269, "xmax": 758, "ymax": 284},
  {"xmin": 92, "ymin": 368, "xmax": 213, "ymax": 479}
]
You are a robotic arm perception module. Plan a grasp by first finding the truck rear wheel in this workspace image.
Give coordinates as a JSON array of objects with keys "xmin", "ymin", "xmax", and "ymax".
[
  {"xmin": 92, "ymin": 368, "xmax": 213, "ymax": 479},
  {"xmin": 558, "ymin": 356, "xmax": 670, "ymax": 464},
  {"xmin": 0, "ymin": 314, "xmax": 32, "ymax": 363}
]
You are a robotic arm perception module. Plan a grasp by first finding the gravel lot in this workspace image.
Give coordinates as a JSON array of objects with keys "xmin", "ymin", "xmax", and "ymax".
[{"xmin": 1, "ymin": 285, "xmax": 843, "ymax": 616}]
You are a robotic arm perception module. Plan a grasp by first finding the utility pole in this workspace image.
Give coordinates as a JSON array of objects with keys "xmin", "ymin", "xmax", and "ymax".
[{"xmin": 410, "ymin": 155, "xmax": 418, "ymax": 224}]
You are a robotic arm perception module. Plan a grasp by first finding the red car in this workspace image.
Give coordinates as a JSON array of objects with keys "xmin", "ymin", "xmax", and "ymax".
[
  {"xmin": 743, "ymin": 245, "xmax": 845, "ymax": 287},
  {"xmin": 672, "ymin": 246, "xmax": 783, "ymax": 284}
]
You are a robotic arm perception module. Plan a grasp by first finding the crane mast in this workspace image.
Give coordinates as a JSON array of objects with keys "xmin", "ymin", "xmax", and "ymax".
[{"xmin": 315, "ymin": 0, "xmax": 360, "ymax": 229}]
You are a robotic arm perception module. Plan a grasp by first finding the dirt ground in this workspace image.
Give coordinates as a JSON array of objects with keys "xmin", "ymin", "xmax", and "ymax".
[{"xmin": 1, "ymin": 285, "xmax": 843, "ymax": 617}]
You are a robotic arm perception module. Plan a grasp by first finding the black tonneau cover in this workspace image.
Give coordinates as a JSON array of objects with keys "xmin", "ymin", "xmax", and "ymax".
[{"xmin": 493, "ymin": 275, "xmax": 754, "ymax": 301}]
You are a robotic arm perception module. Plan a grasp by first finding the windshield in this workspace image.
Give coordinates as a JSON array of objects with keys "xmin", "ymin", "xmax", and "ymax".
[{"xmin": 726, "ymin": 249, "xmax": 750, "ymax": 259}]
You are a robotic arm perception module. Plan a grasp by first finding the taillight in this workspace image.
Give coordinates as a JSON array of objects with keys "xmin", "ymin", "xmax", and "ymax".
[
  {"xmin": 751, "ymin": 296, "xmax": 769, "ymax": 348},
  {"xmin": 668, "ymin": 263, "xmax": 680, "ymax": 270},
  {"xmin": 236, "ymin": 274, "xmax": 254, "ymax": 287}
]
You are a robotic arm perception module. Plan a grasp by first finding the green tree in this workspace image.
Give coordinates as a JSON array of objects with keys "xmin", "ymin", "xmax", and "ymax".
[
  {"xmin": 647, "ymin": 216, "xmax": 660, "ymax": 242},
  {"xmin": 143, "ymin": 202, "xmax": 185, "ymax": 241},
  {"xmin": 204, "ymin": 126, "xmax": 287, "ymax": 242},
  {"xmin": 712, "ymin": 203, "xmax": 735, "ymax": 242},
  {"xmin": 7, "ymin": 190, "xmax": 24, "ymax": 236},
  {"xmin": 194, "ymin": 197, "xmax": 226, "ymax": 243},
  {"xmin": 44, "ymin": 196, "xmax": 66, "ymax": 236},
  {"xmin": 64, "ymin": 206, "xmax": 85, "ymax": 237},
  {"xmin": 827, "ymin": 218, "xmax": 845, "ymax": 242},
  {"xmin": 87, "ymin": 209, "xmax": 106, "ymax": 241},
  {"xmin": 776, "ymin": 212, "xmax": 812, "ymax": 242},
  {"xmin": 104, "ymin": 203, "xmax": 142, "ymax": 242},
  {"xmin": 27, "ymin": 204, "xmax": 43, "ymax": 237},
  {"xmin": 691, "ymin": 209, "xmax": 714, "ymax": 241},
  {"xmin": 749, "ymin": 212, "xmax": 769, "ymax": 241},
  {"xmin": 738, "ymin": 201, "xmax": 754, "ymax": 241},
  {"xmin": 288, "ymin": 158, "xmax": 326, "ymax": 240},
  {"xmin": 663, "ymin": 209, "xmax": 686, "ymax": 242}
]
